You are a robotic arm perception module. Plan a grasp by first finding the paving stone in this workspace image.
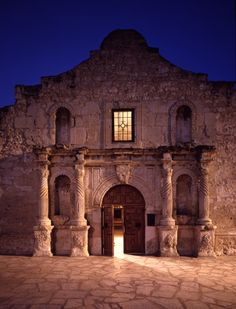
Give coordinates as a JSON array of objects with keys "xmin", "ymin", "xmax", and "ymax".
[
  {"xmin": 84, "ymin": 296, "xmax": 105, "ymax": 306},
  {"xmin": 53, "ymin": 290, "xmax": 87, "ymax": 299},
  {"xmin": 116, "ymin": 285, "xmax": 134, "ymax": 293},
  {"xmin": 0, "ymin": 255, "xmax": 235, "ymax": 308},
  {"xmin": 148, "ymin": 297, "xmax": 184, "ymax": 309},
  {"xmin": 100, "ymin": 279, "xmax": 117, "ymax": 287},
  {"xmin": 121, "ymin": 299, "xmax": 161, "ymax": 309},
  {"xmin": 38, "ymin": 283, "xmax": 59, "ymax": 291},
  {"xmin": 29, "ymin": 305, "xmax": 61, "ymax": 309},
  {"xmin": 136, "ymin": 285, "xmax": 154, "ymax": 296},
  {"xmin": 152, "ymin": 285, "xmax": 177, "ymax": 298},
  {"xmin": 175, "ymin": 290, "xmax": 201, "ymax": 301},
  {"xmin": 205, "ymin": 291, "xmax": 236, "ymax": 303},
  {"xmin": 61, "ymin": 283, "xmax": 79, "ymax": 290},
  {"xmin": 64, "ymin": 298, "xmax": 83, "ymax": 308},
  {"xmin": 79, "ymin": 279, "xmax": 100, "ymax": 290},
  {"xmin": 185, "ymin": 301, "xmax": 209, "ymax": 309},
  {"xmin": 90, "ymin": 289, "xmax": 114, "ymax": 297},
  {"xmin": 111, "ymin": 293, "xmax": 135, "ymax": 300},
  {"xmin": 49, "ymin": 298, "xmax": 67, "ymax": 305}
]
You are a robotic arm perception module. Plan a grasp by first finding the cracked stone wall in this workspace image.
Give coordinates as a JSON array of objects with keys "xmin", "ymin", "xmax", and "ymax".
[{"xmin": 0, "ymin": 29, "xmax": 235, "ymax": 255}]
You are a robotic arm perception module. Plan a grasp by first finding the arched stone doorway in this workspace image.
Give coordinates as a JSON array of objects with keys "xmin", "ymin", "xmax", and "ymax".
[{"xmin": 102, "ymin": 185, "xmax": 145, "ymax": 256}]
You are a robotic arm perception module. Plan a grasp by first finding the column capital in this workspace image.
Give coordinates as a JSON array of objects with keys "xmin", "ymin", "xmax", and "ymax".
[
  {"xmin": 162, "ymin": 153, "xmax": 173, "ymax": 176},
  {"xmin": 76, "ymin": 153, "xmax": 85, "ymax": 164},
  {"xmin": 75, "ymin": 147, "xmax": 87, "ymax": 164},
  {"xmin": 199, "ymin": 151, "xmax": 215, "ymax": 165},
  {"xmin": 37, "ymin": 161, "xmax": 50, "ymax": 178},
  {"xmin": 162, "ymin": 152, "xmax": 172, "ymax": 165},
  {"xmin": 74, "ymin": 163, "xmax": 85, "ymax": 179}
]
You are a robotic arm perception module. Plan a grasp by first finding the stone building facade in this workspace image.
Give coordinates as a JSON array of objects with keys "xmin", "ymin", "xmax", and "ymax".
[{"xmin": 0, "ymin": 29, "xmax": 235, "ymax": 257}]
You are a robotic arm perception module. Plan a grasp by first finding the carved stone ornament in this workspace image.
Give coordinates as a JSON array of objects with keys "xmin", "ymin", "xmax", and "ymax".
[
  {"xmin": 159, "ymin": 226, "xmax": 179, "ymax": 257},
  {"xmin": 33, "ymin": 225, "xmax": 53, "ymax": 257},
  {"xmin": 164, "ymin": 234, "xmax": 176, "ymax": 249},
  {"xmin": 70, "ymin": 226, "xmax": 89, "ymax": 257},
  {"xmin": 198, "ymin": 231, "xmax": 216, "ymax": 257},
  {"xmin": 116, "ymin": 164, "xmax": 133, "ymax": 184}
]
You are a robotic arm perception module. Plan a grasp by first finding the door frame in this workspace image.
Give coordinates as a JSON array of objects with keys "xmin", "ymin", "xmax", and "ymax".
[{"xmin": 101, "ymin": 185, "xmax": 145, "ymax": 256}]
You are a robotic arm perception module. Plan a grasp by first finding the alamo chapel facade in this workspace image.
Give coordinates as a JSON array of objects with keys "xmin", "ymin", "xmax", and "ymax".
[{"xmin": 0, "ymin": 29, "xmax": 236, "ymax": 257}]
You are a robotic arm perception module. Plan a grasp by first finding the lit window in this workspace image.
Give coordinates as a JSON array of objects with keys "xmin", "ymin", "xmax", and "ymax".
[{"xmin": 112, "ymin": 109, "xmax": 134, "ymax": 142}]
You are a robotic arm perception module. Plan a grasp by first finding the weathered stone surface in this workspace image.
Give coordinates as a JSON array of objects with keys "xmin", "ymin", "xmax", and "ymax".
[
  {"xmin": 0, "ymin": 255, "xmax": 235, "ymax": 308},
  {"xmin": 0, "ymin": 29, "xmax": 235, "ymax": 256}
]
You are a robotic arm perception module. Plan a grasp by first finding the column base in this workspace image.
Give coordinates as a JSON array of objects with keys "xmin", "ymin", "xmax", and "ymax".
[
  {"xmin": 33, "ymin": 225, "xmax": 53, "ymax": 257},
  {"xmin": 160, "ymin": 217, "xmax": 176, "ymax": 227},
  {"xmin": 197, "ymin": 218, "xmax": 212, "ymax": 226},
  {"xmin": 70, "ymin": 225, "xmax": 90, "ymax": 257},
  {"xmin": 70, "ymin": 218, "xmax": 87, "ymax": 227},
  {"xmin": 158, "ymin": 225, "xmax": 179, "ymax": 257},
  {"xmin": 196, "ymin": 225, "xmax": 216, "ymax": 257}
]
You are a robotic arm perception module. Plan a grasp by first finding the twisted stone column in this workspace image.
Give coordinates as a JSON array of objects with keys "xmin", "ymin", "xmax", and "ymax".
[
  {"xmin": 197, "ymin": 162, "xmax": 212, "ymax": 225},
  {"xmin": 38, "ymin": 162, "xmax": 51, "ymax": 226},
  {"xmin": 159, "ymin": 153, "xmax": 178, "ymax": 256},
  {"xmin": 196, "ymin": 153, "xmax": 216, "ymax": 256},
  {"xmin": 72, "ymin": 153, "xmax": 87, "ymax": 226},
  {"xmin": 160, "ymin": 153, "xmax": 175, "ymax": 226},
  {"xmin": 70, "ymin": 151, "xmax": 89, "ymax": 256},
  {"xmin": 33, "ymin": 156, "xmax": 52, "ymax": 256}
]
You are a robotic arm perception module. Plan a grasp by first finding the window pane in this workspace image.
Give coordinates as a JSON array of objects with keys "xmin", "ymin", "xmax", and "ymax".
[{"xmin": 113, "ymin": 109, "xmax": 134, "ymax": 142}]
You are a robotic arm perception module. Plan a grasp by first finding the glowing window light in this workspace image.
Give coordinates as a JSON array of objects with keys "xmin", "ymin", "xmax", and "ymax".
[{"xmin": 112, "ymin": 109, "xmax": 134, "ymax": 142}]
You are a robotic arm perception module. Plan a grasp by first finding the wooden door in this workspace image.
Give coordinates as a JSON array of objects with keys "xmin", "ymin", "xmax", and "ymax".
[
  {"xmin": 124, "ymin": 206, "xmax": 145, "ymax": 254},
  {"xmin": 102, "ymin": 206, "xmax": 114, "ymax": 256},
  {"xmin": 102, "ymin": 185, "xmax": 145, "ymax": 256}
]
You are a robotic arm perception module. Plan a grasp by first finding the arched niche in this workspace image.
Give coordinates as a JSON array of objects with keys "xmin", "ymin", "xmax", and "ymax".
[
  {"xmin": 168, "ymin": 101, "xmax": 197, "ymax": 146},
  {"xmin": 176, "ymin": 174, "xmax": 193, "ymax": 216},
  {"xmin": 47, "ymin": 102, "xmax": 75, "ymax": 146},
  {"xmin": 54, "ymin": 175, "xmax": 71, "ymax": 217},
  {"xmin": 176, "ymin": 105, "xmax": 192, "ymax": 144},
  {"xmin": 55, "ymin": 107, "xmax": 71, "ymax": 145},
  {"xmin": 173, "ymin": 168, "xmax": 198, "ymax": 225}
]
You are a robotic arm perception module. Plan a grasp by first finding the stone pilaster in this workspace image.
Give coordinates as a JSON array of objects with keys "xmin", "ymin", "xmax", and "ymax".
[
  {"xmin": 160, "ymin": 153, "xmax": 175, "ymax": 226},
  {"xmin": 72, "ymin": 152, "xmax": 87, "ymax": 226},
  {"xmin": 38, "ymin": 161, "xmax": 51, "ymax": 226},
  {"xmin": 33, "ymin": 150, "xmax": 53, "ymax": 257},
  {"xmin": 70, "ymin": 225, "xmax": 90, "ymax": 257},
  {"xmin": 159, "ymin": 153, "xmax": 178, "ymax": 256},
  {"xmin": 196, "ymin": 152, "xmax": 216, "ymax": 257},
  {"xmin": 197, "ymin": 154, "xmax": 212, "ymax": 226},
  {"xmin": 70, "ymin": 151, "xmax": 89, "ymax": 256}
]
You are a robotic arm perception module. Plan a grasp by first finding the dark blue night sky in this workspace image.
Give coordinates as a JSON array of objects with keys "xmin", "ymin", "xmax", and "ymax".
[{"xmin": 0, "ymin": 0, "xmax": 235, "ymax": 107}]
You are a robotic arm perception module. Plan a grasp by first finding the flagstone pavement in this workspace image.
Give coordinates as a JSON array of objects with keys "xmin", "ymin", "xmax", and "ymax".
[{"xmin": 0, "ymin": 255, "xmax": 235, "ymax": 309}]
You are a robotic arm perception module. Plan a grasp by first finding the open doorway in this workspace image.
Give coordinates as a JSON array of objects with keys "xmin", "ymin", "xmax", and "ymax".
[
  {"xmin": 114, "ymin": 205, "xmax": 124, "ymax": 256},
  {"xmin": 102, "ymin": 185, "xmax": 145, "ymax": 256}
]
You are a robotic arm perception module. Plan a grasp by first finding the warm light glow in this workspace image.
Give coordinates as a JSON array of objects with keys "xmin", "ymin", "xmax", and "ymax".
[
  {"xmin": 114, "ymin": 228, "xmax": 124, "ymax": 257},
  {"xmin": 113, "ymin": 110, "xmax": 133, "ymax": 142}
]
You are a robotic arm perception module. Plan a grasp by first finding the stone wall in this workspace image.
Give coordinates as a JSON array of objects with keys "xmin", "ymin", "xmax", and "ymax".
[{"xmin": 0, "ymin": 29, "xmax": 235, "ymax": 256}]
